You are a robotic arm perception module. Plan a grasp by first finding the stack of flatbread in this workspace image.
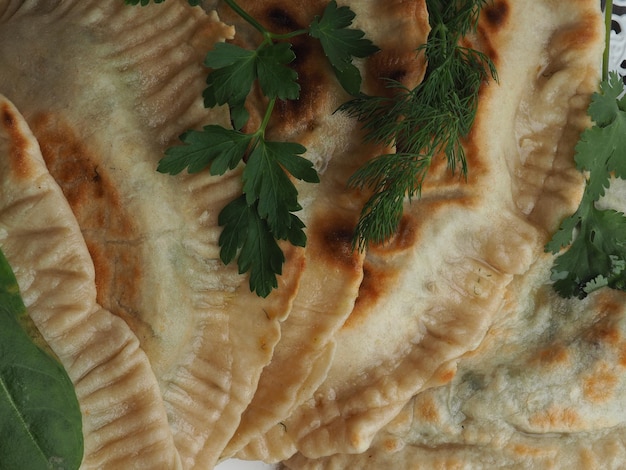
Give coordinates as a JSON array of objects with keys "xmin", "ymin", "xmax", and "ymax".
[{"xmin": 0, "ymin": 0, "xmax": 619, "ymax": 468}]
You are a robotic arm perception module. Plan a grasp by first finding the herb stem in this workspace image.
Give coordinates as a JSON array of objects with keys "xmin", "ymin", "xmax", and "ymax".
[
  {"xmin": 258, "ymin": 97, "xmax": 276, "ymax": 137},
  {"xmin": 604, "ymin": 0, "xmax": 613, "ymax": 81},
  {"xmin": 271, "ymin": 29, "xmax": 309, "ymax": 40},
  {"xmin": 223, "ymin": 0, "xmax": 268, "ymax": 36}
]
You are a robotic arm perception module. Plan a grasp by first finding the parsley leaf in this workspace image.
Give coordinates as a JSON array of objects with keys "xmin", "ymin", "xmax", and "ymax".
[
  {"xmin": 546, "ymin": 72, "xmax": 626, "ymax": 298},
  {"xmin": 218, "ymin": 196, "xmax": 285, "ymax": 297},
  {"xmin": 204, "ymin": 42, "xmax": 300, "ymax": 111},
  {"xmin": 243, "ymin": 140, "xmax": 317, "ymax": 238},
  {"xmin": 309, "ymin": 0, "xmax": 379, "ymax": 95},
  {"xmin": 157, "ymin": 126, "xmax": 252, "ymax": 175},
  {"xmin": 203, "ymin": 43, "xmax": 258, "ymax": 129},
  {"xmin": 256, "ymin": 43, "xmax": 300, "ymax": 101}
]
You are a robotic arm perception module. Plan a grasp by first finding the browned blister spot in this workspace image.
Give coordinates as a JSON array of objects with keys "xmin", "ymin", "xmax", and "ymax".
[
  {"xmin": 381, "ymin": 438, "xmax": 402, "ymax": 453},
  {"xmin": 582, "ymin": 362, "xmax": 618, "ymax": 403},
  {"xmin": 348, "ymin": 263, "xmax": 384, "ymax": 323},
  {"xmin": 586, "ymin": 319, "xmax": 622, "ymax": 347},
  {"xmin": 619, "ymin": 344, "xmax": 626, "ymax": 368},
  {"xmin": 365, "ymin": 47, "xmax": 426, "ymax": 97},
  {"xmin": 344, "ymin": 254, "xmax": 400, "ymax": 330},
  {"xmin": 1, "ymin": 102, "xmax": 34, "ymax": 179},
  {"xmin": 436, "ymin": 366, "xmax": 457, "ymax": 385},
  {"xmin": 307, "ymin": 211, "xmax": 361, "ymax": 274},
  {"xmin": 413, "ymin": 394, "xmax": 440, "ymax": 423},
  {"xmin": 30, "ymin": 114, "xmax": 130, "ymax": 234},
  {"xmin": 370, "ymin": 214, "xmax": 418, "ymax": 255},
  {"xmin": 528, "ymin": 405, "xmax": 581, "ymax": 430},
  {"xmin": 579, "ymin": 448, "xmax": 600, "ymax": 470},
  {"xmin": 271, "ymin": 36, "xmax": 333, "ymax": 137},
  {"xmin": 475, "ymin": 0, "xmax": 511, "ymax": 68},
  {"xmin": 532, "ymin": 343, "xmax": 570, "ymax": 366},
  {"xmin": 511, "ymin": 444, "xmax": 547, "ymax": 458},
  {"xmin": 582, "ymin": 294, "xmax": 623, "ymax": 350},
  {"xmin": 217, "ymin": 0, "xmax": 334, "ymax": 138},
  {"xmin": 29, "ymin": 113, "xmax": 146, "ymax": 331},
  {"xmin": 551, "ymin": 14, "xmax": 603, "ymax": 53},
  {"xmin": 483, "ymin": 0, "xmax": 510, "ymax": 29},
  {"xmin": 364, "ymin": 0, "xmax": 429, "ymax": 94}
]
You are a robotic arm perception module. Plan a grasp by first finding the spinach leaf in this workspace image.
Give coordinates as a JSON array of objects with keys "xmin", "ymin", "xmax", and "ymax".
[{"xmin": 0, "ymin": 248, "xmax": 83, "ymax": 470}]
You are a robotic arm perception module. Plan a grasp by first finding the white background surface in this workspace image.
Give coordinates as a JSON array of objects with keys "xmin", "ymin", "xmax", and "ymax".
[{"xmin": 215, "ymin": 458, "xmax": 276, "ymax": 469}]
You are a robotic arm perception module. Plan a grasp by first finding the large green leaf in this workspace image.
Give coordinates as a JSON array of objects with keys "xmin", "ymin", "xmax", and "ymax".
[{"xmin": 0, "ymin": 248, "xmax": 83, "ymax": 470}]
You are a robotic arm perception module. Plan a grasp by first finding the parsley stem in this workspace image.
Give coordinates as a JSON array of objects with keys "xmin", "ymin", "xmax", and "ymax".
[
  {"xmin": 270, "ymin": 29, "xmax": 309, "ymax": 40},
  {"xmin": 604, "ymin": 0, "xmax": 613, "ymax": 82},
  {"xmin": 258, "ymin": 97, "xmax": 276, "ymax": 137},
  {"xmin": 223, "ymin": 0, "xmax": 268, "ymax": 36}
]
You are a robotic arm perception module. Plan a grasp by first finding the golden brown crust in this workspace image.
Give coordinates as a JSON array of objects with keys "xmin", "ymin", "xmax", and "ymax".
[
  {"xmin": 0, "ymin": 0, "xmax": 613, "ymax": 468},
  {"xmin": 0, "ymin": 93, "xmax": 182, "ymax": 469}
]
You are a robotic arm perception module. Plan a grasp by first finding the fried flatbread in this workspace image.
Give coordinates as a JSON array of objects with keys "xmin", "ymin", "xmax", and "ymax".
[
  {"xmin": 0, "ymin": 1, "xmax": 302, "ymax": 468},
  {"xmin": 217, "ymin": 0, "xmax": 432, "ymax": 460},
  {"xmin": 286, "ymin": 252, "xmax": 626, "ymax": 469},
  {"xmin": 0, "ymin": 94, "xmax": 181, "ymax": 469},
  {"xmin": 0, "ymin": 0, "xmax": 608, "ymax": 467},
  {"xmin": 254, "ymin": 0, "xmax": 604, "ymax": 462}
]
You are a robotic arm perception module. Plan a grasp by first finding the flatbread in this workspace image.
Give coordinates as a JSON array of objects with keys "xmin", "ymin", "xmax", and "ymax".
[
  {"xmin": 0, "ymin": 1, "xmax": 303, "ymax": 468},
  {"xmin": 252, "ymin": 0, "xmax": 604, "ymax": 462},
  {"xmin": 0, "ymin": 94, "xmax": 181, "ymax": 469},
  {"xmin": 218, "ymin": 0, "xmax": 432, "ymax": 460},
  {"xmin": 0, "ymin": 0, "xmax": 608, "ymax": 467},
  {"xmin": 286, "ymin": 252, "xmax": 626, "ymax": 469}
]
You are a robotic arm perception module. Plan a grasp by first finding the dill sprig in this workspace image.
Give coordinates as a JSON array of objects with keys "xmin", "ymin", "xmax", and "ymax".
[{"xmin": 340, "ymin": 0, "xmax": 497, "ymax": 251}]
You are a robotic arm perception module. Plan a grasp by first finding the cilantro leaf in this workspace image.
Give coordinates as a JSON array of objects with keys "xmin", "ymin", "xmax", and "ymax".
[
  {"xmin": 218, "ymin": 196, "xmax": 285, "ymax": 297},
  {"xmin": 587, "ymin": 73, "xmax": 626, "ymax": 126},
  {"xmin": 547, "ymin": 72, "xmax": 626, "ymax": 299},
  {"xmin": 309, "ymin": 0, "xmax": 378, "ymax": 95},
  {"xmin": 574, "ymin": 74, "xmax": 626, "ymax": 200},
  {"xmin": 157, "ymin": 126, "xmax": 252, "ymax": 175},
  {"xmin": 544, "ymin": 209, "xmax": 581, "ymax": 254},
  {"xmin": 549, "ymin": 205, "xmax": 626, "ymax": 298}
]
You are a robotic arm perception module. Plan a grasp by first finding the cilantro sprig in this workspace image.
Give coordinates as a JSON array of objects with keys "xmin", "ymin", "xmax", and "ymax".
[
  {"xmin": 338, "ymin": 0, "xmax": 497, "ymax": 251},
  {"xmin": 545, "ymin": 0, "xmax": 626, "ymax": 298},
  {"xmin": 546, "ymin": 72, "xmax": 626, "ymax": 298},
  {"xmin": 131, "ymin": 0, "xmax": 377, "ymax": 296}
]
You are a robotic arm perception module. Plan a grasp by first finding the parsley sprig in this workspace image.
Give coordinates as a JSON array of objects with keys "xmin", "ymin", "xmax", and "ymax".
[
  {"xmin": 130, "ymin": 0, "xmax": 377, "ymax": 296},
  {"xmin": 545, "ymin": 0, "xmax": 626, "ymax": 298},
  {"xmin": 338, "ymin": 0, "xmax": 497, "ymax": 251}
]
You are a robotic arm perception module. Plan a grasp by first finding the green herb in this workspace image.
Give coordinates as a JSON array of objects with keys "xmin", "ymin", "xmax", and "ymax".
[
  {"xmin": 338, "ymin": 0, "xmax": 496, "ymax": 251},
  {"xmin": 545, "ymin": 0, "xmax": 626, "ymax": 298},
  {"xmin": 0, "ymin": 248, "xmax": 83, "ymax": 469},
  {"xmin": 125, "ymin": 0, "xmax": 201, "ymax": 5},
  {"xmin": 138, "ymin": 0, "xmax": 376, "ymax": 296},
  {"xmin": 546, "ymin": 71, "xmax": 626, "ymax": 298},
  {"xmin": 308, "ymin": 0, "xmax": 379, "ymax": 95}
]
